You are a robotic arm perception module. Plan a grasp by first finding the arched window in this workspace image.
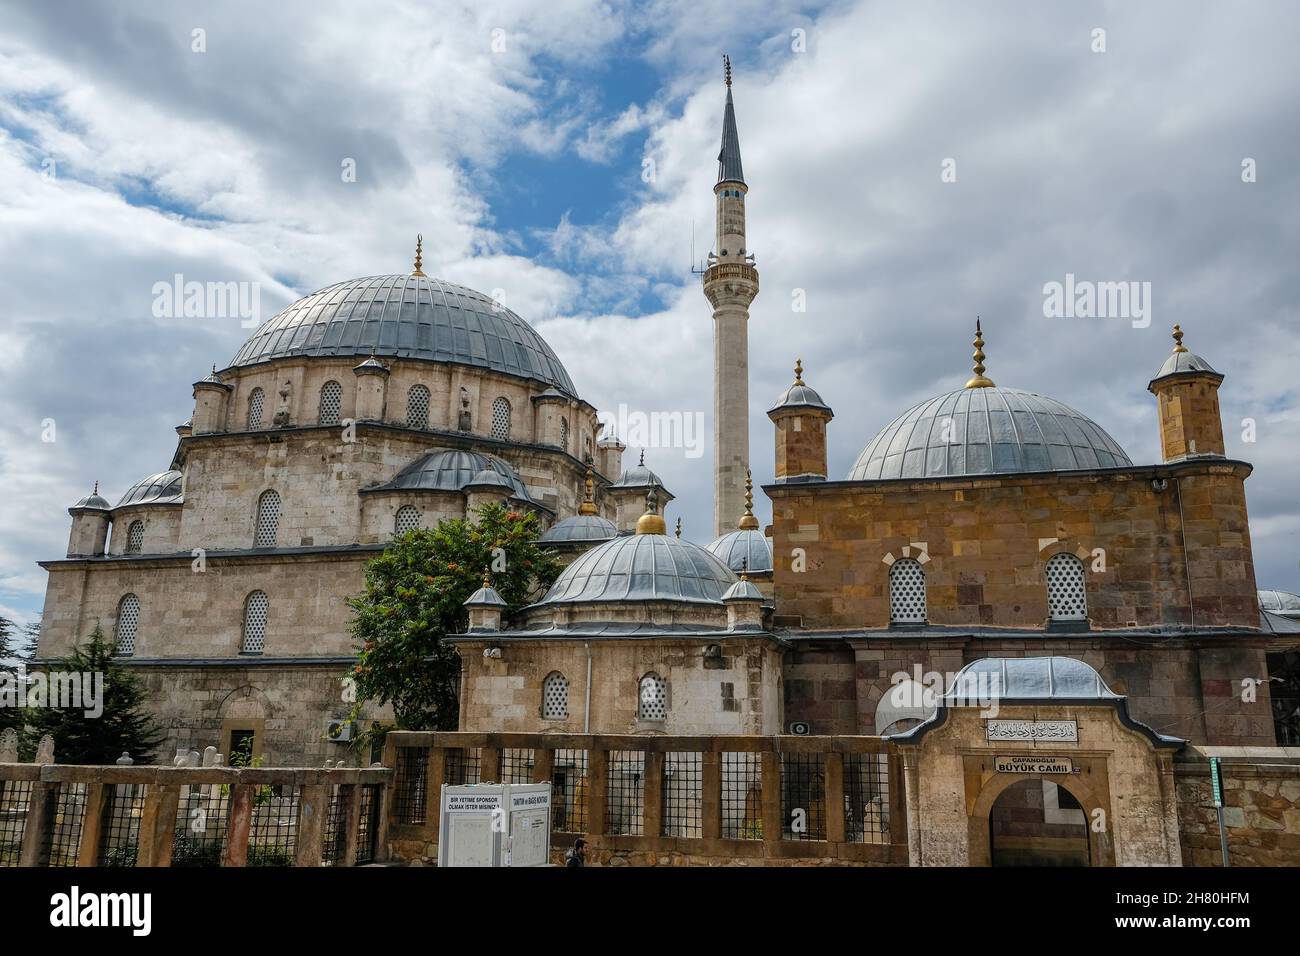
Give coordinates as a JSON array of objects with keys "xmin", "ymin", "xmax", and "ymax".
[
  {"xmin": 490, "ymin": 397, "xmax": 511, "ymax": 440},
  {"xmin": 542, "ymin": 671, "xmax": 569, "ymax": 719},
  {"xmin": 559, "ymin": 416, "xmax": 569, "ymax": 452},
  {"xmin": 247, "ymin": 387, "xmax": 264, "ymax": 429},
  {"xmin": 406, "ymin": 384, "xmax": 430, "ymax": 429},
  {"xmin": 1046, "ymin": 553, "xmax": 1088, "ymax": 622},
  {"xmin": 125, "ymin": 520, "xmax": 144, "ymax": 555},
  {"xmin": 318, "ymin": 380, "xmax": 342, "ymax": 426},
  {"xmin": 242, "ymin": 590, "xmax": 269, "ymax": 654},
  {"xmin": 254, "ymin": 490, "xmax": 280, "ymax": 548},
  {"xmin": 638, "ymin": 672, "xmax": 667, "ymax": 721},
  {"xmin": 115, "ymin": 593, "xmax": 140, "ymax": 656},
  {"xmin": 889, "ymin": 558, "xmax": 926, "ymax": 624},
  {"xmin": 394, "ymin": 505, "xmax": 421, "ymax": 535}
]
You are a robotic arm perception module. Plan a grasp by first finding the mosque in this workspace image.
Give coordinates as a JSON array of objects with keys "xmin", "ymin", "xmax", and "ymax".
[{"xmin": 34, "ymin": 64, "xmax": 1299, "ymax": 779}]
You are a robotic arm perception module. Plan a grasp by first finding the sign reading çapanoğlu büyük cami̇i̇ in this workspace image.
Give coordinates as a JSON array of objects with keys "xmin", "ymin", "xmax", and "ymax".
[
  {"xmin": 985, "ymin": 719, "xmax": 1078, "ymax": 742},
  {"xmin": 994, "ymin": 755, "xmax": 1074, "ymax": 774}
]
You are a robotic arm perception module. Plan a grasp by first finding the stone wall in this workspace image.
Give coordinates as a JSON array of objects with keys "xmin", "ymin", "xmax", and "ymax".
[
  {"xmin": 1175, "ymin": 746, "xmax": 1300, "ymax": 866},
  {"xmin": 453, "ymin": 638, "xmax": 784, "ymax": 735},
  {"xmin": 783, "ymin": 636, "xmax": 1276, "ymax": 747},
  {"xmin": 767, "ymin": 461, "xmax": 1257, "ymax": 630}
]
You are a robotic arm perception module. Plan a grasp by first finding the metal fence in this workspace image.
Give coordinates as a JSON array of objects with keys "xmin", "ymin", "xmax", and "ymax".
[
  {"xmin": 0, "ymin": 780, "xmax": 32, "ymax": 865},
  {"xmin": 383, "ymin": 732, "xmax": 906, "ymax": 865}
]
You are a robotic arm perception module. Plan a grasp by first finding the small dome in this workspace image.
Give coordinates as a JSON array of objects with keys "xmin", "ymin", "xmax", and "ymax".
[
  {"xmin": 464, "ymin": 584, "xmax": 507, "ymax": 607},
  {"xmin": 372, "ymin": 450, "xmax": 531, "ymax": 501},
  {"xmin": 769, "ymin": 360, "xmax": 831, "ymax": 414},
  {"xmin": 1259, "ymin": 589, "xmax": 1300, "ymax": 617},
  {"xmin": 539, "ymin": 514, "xmax": 619, "ymax": 544},
  {"xmin": 947, "ymin": 656, "xmax": 1119, "ymax": 701},
  {"xmin": 229, "ymin": 274, "xmax": 577, "ymax": 396},
  {"xmin": 706, "ymin": 529, "xmax": 773, "ymax": 573},
  {"xmin": 721, "ymin": 578, "xmax": 764, "ymax": 602},
  {"xmin": 466, "ymin": 468, "xmax": 515, "ymax": 491},
  {"xmin": 537, "ymin": 533, "xmax": 736, "ymax": 606},
  {"xmin": 117, "ymin": 471, "xmax": 183, "ymax": 507},
  {"xmin": 610, "ymin": 459, "xmax": 668, "ymax": 490},
  {"xmin": 72, "ymin": 488, "xmax": 111, "ymax": 511},
  {"xmin": 1151, "ymin": 325, "xmax": 1220, "ymax": 382},
  {"xmin": 849, "ymin": 387, "xmax": 1132, "ymax": 481}
]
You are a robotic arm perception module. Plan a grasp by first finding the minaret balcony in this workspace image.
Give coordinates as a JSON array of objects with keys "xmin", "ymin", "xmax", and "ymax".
[{"xmin": 703, "ymin": 261, "xmax": 760, "ymax": 306}]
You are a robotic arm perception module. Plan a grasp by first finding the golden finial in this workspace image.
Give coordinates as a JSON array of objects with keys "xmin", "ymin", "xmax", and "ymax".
[
  {"xmin": 793, "ymin": 358, "xmax": 804, "ymax": 386},
  {"xmin": 723, "ymin": 54, "xmax": 732, "ymax": 88},
  {"xmin": 740, "ymin": 557, "xmax": 749, "ymax": 582},
  {"xmin": 965, "ymin": 318, "xmax": 995, "ymax": 389},
  {"xmin": 635, "ymin": 487, "xmax": 666, "ymax": 535},
  {"xmin": 482, "ymin": 570, "xmax": 491, "ymax": 590},
  {"xmin": 738, "ymin": 468, "xmax": 759, "ymax": 530},
  {"xmin": 675, "ymin": 517, "xmax": 682, "ymax": 538},
  {"xmin": 1172, "ymin": 324, "xmax": 1188, "ymax": 353},
  {"xmin": 411, "ymin": 234, "xmax": 426, "ymax": 277},
  {"xmin": 579, "ymin": 466, "xmax": 598, "ymax": 516},
  {"xmin": 639, "ymin": 448, "xmax": 645, "ymax": 467}
]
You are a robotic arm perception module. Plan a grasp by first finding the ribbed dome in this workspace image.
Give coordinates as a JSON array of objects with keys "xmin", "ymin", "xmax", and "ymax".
[
  {"xmin": 229, "ymin": 274, "xmax": 577, "ymax": 396},
  {"xmin": 947, "ymin": 657, "xmax": 1119, "ymax": 701},
  {"xmin": 1259, "ymin": 589, "xmax": 1300, "ymax": 616},
  {"xmin": 537, "ymin": 533, "xmax": 736, "ymax": 606},
  {"xmin": 706, "ymin": 529, "xmax": 773, "ymax": 573},
  {"xmin": 848, "ymin": 387, "xmax": 1132, "ymax": 481},
  {"xmin": 371, "ymin": 450, "xmax": 530, "ymax": 500},
  {"xmin": 117, "ymin": 471, "xmax": 183, "ymax": 507},
  {"xmin": 539, "ymin": 514, "xmax": 619, "ymax": 544}
]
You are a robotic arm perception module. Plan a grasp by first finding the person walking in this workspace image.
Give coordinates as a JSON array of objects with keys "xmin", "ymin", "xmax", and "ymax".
[{"xmin": 564, "ymin": 837, "xmax": 587, "ymax": 867}]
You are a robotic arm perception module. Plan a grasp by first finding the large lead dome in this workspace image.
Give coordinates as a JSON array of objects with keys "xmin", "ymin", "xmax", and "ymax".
[
  {"xmin": 229, "ymin": 274, "xmax": 577, "ymax": 396},
  {"xmin": 848, "ymin": 386, "xmax": 1132, "ymax": 480}
]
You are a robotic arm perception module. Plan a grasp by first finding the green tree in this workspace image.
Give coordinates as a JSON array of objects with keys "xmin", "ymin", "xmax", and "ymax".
[
  {"xmin": 0, "ymin": 616, "xmax": 32, "ymax": 743},
  {"xmin": 22, "ymin": 624, "xmax": 165, "ymax": 764},
  {"xmin": 346, "ymin": 503, "xmax": 561, "ymax": 740}
]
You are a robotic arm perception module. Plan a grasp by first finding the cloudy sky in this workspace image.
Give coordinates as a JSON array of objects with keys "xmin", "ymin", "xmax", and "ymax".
[{"xmin": 1, "ymin": 0, "xmax": 1297, "ymax": 626}]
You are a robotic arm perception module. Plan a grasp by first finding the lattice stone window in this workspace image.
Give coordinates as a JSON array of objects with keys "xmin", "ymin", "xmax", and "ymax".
[
  {"xmin": 394, "ymin": 505, "xmax": 421, "ymax": 535},
  {"xmin": 254, "ymin": 490, "xmax": 280, "ymax": 548},
  {"xmin": 114, "ymin": 593, "xmax": 140, "ymax": 656},
  {"xmin": 242, "ymin": 590, "xmax": 269, "ymax": 654},
  {"xmin": 490, "ymin": 397, "xmax": 511, "ymax": 440},
  {"xmin": 406, "ymin": 384, "xmax": 430, "ymax": 429},
  {"xmin": 542, "ymin": 671, "xmax": 569, "ymax": 719},
  {"xmin": 638, "ymin": 672, "xmax": 667, "ymax": 721},
  {"xmin": 559, "ymin": 417, "xmax": 569, "ymax": 452},
  {"xmin": 319, "ymin": 380, "xmax": 343, "ymax": 426},
  {"xmin": 1046, "ymin": 553, "xmax": 1088, "ymax": 621},
  {"xmin": 125, "ymin": 520, "xmax": 144, "ymax": 555},
  {"xmin": 889, "ymin": 557, "xmax": 926, "ymax": 624},
  {"xmin": 247, "ymin": 387, "xmax": 264, "ymax": 429}
]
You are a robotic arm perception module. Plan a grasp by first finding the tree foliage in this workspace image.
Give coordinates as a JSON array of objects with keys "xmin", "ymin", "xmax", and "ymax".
[
  {"xmin": 345, "ymin": 504, "xmax": 561, "ymax": 739},
  {"xmin": 21, "ymin": 624, "xmax": 166, "ymax": 765}
]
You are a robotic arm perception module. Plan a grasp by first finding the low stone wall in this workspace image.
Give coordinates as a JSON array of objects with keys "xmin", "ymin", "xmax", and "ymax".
[{"xmin": 1175, "ymin": 746, "xmax": 1300, "ymax": 866}]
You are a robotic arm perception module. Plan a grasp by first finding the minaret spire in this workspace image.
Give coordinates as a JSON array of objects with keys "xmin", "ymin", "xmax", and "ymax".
[{"xmin": 704, "ymin": 55, "xmax": 758, "ymax": 536}]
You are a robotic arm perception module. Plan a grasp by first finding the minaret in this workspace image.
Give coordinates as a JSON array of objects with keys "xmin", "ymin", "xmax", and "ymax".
[{"xmin": 704, "ymin": 55, "xmax": 759, "ymax": 536}]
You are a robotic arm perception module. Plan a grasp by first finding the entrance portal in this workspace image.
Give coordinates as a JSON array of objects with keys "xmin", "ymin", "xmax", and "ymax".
[{"xmin": 988, "ymin": 779, "xmax": 1090, "ymax": 867}]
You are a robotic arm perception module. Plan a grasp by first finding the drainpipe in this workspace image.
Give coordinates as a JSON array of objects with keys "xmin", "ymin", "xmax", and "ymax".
[
  {"xmin": 1174, "ymin": 477, "xmax": 1196, "ymax": 629},
  {"xmin": 584, "ymin": 642, "xmax": 593, "ymax": 734}
]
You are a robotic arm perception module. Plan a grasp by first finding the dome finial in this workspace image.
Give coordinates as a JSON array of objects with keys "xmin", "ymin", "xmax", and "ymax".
[
  {"xmin": 482, "ymin": 569, "xmax": 491, "ymax": 590},
  {"xmin": 740, "ymin": 557, "xmax": 749, "ymax": 582},
  {"xmin": 639, "ymin": 448, "xmax": 645, "ymax": 467},
  {"xmin": 738, "ymin": 467, "xmax": 760, "ymax": 530},
  {"xmin": 1171, "ymin": 324, "xmax": 1188, "ymax": 353},
  {"xmin": 675, "ymin": 516, "xmax": 682, "ymax": 538},
  {"xmin": 578, "ymin": 465, "xmax": 598, "ymax": 516},
  {"xmin": 794, "ymin": 358, "xmax": 804, "ymax": 386},
  {"xmin": 411, "ymin": 234, "xmax": 426, "ymax": 277},
  {"xmin": 965, "ymin": 317, "xmax": 996, "ymax": 389},
  {"xmin": 635, "ymin": 487, "xmax": 667, "ymax": 535},
  {"xmin": 723, "ymin": 53, "xmax": 732, "ymax": 88}
]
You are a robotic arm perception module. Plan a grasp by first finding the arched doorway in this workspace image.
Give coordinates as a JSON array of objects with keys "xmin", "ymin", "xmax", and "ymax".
[{"xmin": 989, "ymin": 778, "xmax": 1090, "ymax": 867}]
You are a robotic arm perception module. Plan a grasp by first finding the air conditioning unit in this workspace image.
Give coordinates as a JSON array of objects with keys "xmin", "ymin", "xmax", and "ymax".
[{"xmin": 325, "ymin": 718, "xmax": 355, "ymax": 743}]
